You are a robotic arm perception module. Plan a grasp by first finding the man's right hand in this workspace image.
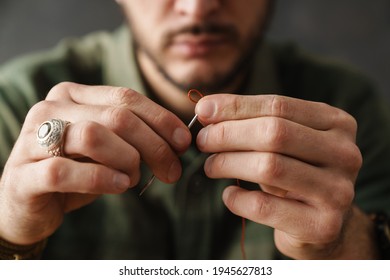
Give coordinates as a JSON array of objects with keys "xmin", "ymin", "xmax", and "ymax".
[{"xmin": 0, "ymin": 82, "xmax": 191, "ymax": 245}]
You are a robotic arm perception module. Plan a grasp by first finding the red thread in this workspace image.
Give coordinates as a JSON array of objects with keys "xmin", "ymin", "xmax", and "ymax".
[{"xmin": 187, "ymin": 89, "xmax": 204, "ymax": 103}]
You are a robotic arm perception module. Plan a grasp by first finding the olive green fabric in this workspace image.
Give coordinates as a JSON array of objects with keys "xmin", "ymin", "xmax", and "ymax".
[{"xmin": 1, "ymin": 26, "xmax": 390, "ymax": 259}]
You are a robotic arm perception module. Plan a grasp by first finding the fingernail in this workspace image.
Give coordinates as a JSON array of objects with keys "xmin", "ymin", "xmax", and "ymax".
[
  {"xmin": 196, "ymin": 99, "xmax": 216, "ymax": 119},
  {"xmin": 222, "ymin": 187, "xmax": 232, "ymax": 205},
  {"xmin": 114, "ymin": 173, "xmax": 130, "ymax": 189},
  {"xmin": 196, "ymin": 127, "xmax": 208, "ymax": 149},
  {"xmin": 168, "ymin": 160, "xmax": 182, "ymax": 182},
  {"xmin": 172, "ymin": 127, "xmax": 191, "ymax": 148},
  {"xmin": 204, "ymin": 153, "xmax": 216, "ymax": 176}
]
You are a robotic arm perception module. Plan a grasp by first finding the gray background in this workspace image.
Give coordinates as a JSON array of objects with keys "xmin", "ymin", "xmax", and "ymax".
[{"xmin": 1, "ymin": 0, "xmax": 389, "ymax": 100}]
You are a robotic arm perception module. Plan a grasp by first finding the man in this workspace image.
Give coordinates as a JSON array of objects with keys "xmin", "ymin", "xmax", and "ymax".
[{"xmin": 1, "ymin": 0, "xmax": 390, "ymax": 259}]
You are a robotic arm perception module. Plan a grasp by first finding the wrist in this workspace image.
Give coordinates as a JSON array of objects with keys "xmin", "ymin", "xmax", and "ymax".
[
  {"xmin": 369, "ymin": 211, "xmax": 390, "ymax": 259},
  {"xmin": 0, "ymin": 236, "xmax": 47, "ymax": 260},
  {"xmin": 329, "ymin": 207, "xmax": 380, "ymax": 259}
]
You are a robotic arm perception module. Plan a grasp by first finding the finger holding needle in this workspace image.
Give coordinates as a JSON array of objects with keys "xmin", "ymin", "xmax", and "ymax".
[{"xmin": 139, "ymin": 113, "xmax": 199, "ymax": 196}]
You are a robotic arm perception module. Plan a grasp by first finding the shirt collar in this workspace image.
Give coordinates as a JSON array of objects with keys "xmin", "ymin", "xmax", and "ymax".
[{"xmin": 102, "ymin": 26, "xmax": 146, "ymax": 94}]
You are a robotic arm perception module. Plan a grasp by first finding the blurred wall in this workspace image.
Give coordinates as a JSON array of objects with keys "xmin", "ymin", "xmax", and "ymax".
[
  {"xmin": 0, "ymin": 0, "xmax": 389, "ymax": 99},
  {"xmin": 268, "ymin": 0, "xmax": 390, "ymax": 101}
]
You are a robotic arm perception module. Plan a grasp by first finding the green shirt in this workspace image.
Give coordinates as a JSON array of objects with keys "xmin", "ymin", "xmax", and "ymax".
[{"xmin": 1, "ymin": 27, "xmax": 390, "ymax": 259}]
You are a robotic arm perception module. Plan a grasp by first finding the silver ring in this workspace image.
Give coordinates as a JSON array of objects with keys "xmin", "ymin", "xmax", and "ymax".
[{"xmin": 37, "ymin": 119, "xmax": 70, "ymax": 157}]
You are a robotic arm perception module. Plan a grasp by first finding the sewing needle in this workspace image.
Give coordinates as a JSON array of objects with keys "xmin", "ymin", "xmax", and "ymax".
[{"xmin": 139, "ymin": 113, "xmax": 199, "ymax": 196}]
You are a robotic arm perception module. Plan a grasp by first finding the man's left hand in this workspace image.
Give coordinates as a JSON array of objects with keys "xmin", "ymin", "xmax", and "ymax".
[{"xmin": 195, "ymin": 94, "xmax": 376, "ymax": 259}]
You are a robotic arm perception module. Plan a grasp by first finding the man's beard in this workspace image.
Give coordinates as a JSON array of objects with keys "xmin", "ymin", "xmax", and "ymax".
[
  {"xmin": 132, "ymin": 23, "xmax": 262, "ymax": 93},
  {"xmin": 129, "ymin": 5, "xmax": 274, "ymax": 94}
]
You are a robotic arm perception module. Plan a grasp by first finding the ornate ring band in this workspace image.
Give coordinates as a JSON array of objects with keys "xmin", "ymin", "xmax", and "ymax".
[{"xmin": 37, "ymin": 119, "xmax": 70, "ymax": 157}]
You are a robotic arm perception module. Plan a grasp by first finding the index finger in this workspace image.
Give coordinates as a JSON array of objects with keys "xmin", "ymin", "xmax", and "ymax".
[
  {"xmin": 195, "ymin": 94, "xmax": 347, "ymax": 131},
  {"xmin": 46, "ymin": 82, "xmax": 191, "ymax": 153}
]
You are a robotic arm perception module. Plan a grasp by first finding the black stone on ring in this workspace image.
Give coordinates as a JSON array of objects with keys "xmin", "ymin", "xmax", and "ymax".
[{"xmin": 37, "ymin": 119, "xmax": 70, "ymax": 157}]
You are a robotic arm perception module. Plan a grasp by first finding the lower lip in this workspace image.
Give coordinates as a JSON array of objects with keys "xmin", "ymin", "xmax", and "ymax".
[{"xmin": 170, "ymin": 39, "xmax": 227, "ymax": 58}]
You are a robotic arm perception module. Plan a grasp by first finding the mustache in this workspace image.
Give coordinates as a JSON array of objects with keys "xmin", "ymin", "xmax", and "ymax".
[{"xmin": 164, "ymin": 22, "xmax": 239, "ymax": 42}]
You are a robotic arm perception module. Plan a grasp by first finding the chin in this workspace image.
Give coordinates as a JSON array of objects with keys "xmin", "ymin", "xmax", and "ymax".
[{"xmin": 170, "ymin": 61, "xmax": 232, "ymax": 88}]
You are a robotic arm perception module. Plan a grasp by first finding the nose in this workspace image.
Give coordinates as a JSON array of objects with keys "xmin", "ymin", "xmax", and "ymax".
[{"xmin": 174, "ymin": 0, "xmax": 221, "ymax": 18}]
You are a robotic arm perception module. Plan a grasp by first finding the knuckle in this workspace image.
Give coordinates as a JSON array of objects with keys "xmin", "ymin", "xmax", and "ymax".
[
  {"xmin": 345, "ymin": 114, "xmax": 358, "ymax": 135},
  {"xmin": 46, "ymin": 82, "xmax": 73, "ymax": 99},
  {"xmin": 150, "ymin": 109, "xmax": 172, "ymax": 128},
  {"xmin": 211, "ymin": 153, "xmax": 228, "ymax": 175},
  {"xmin": 84, "ymin": 166, "xmax": 103, "ymax": 192},
  {"xmin": 229, "ymin": 95, "xmax": 241, "ymax": 116},
  {"xmin": 330, "ymin": 108, "xmax": 357, "ymax": 133},
  {"xmin": 84, "ymin": 165, "xmax": 118, "ymax": 193},
  {"xmin": 28, "ymin": 101, "xmax": 47, "ymax": 118},
  {"xmin": 257, "ymin": 153, "xmax": 283, "ymax": 182},
  {"xmin": 110, "ymin": 87, "xmax": 140, "ymax": 107},
  {"xmin": 264, "ymin": 118, "xmax": 288, "ymax": 150},
  {"xmin": 152, "ymin": 142, "xmax": 172, "ymax": 164},
  {"xmin": 328, "ymin": 110, "xmax": 342, "ymax": 127},
  {"xmin": 78, "ymin": 121, "xmax": 103, "ymax": 149},
  {"xmin": 251, "ymin": 193, "xmax": 273, "ymax": 221},
  {"xmin": 270, "ymin": 95, "xmax": 289, "ymax": 117},
  {"xmin": 130, "ymin": 150, "xmax": 141, "ymax": 170},
  {"xmin": 330, "ymin": 179, "xmax": 355, "ymax": 210},
  {"xmin": 26, "ymin": 101, "xmax": 55, "ymax": 123},
  {"xmin": 344, "ymin": 144, "xmax": 363, "ymax": 173},
  {"xmin": 214, "ymin": 123, "xmax": 231, "ymax": 146},
  {"xmin": 316, "ymin": 214, "xmax": 343, "ymax": 243},
  {"xmin": 352, "ymin": 147, "xmax": 363, "ymax": 172},
  {"xmin": 317, "ymin": 101, "xmax": 332, "ymax": 111},
  {"xmin": 104, "ymin": 106, "xmax": 134, "ymax": 133},
  {"xmin": 43, "ymin": 159, "xmax": 66, "ymax": 188},
  {"xmin": 335, "ymin": 141, "xmax": 363, "ymax": 173}
]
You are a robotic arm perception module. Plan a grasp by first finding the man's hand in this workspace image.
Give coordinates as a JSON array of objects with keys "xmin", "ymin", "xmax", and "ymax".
[
  {"xmin": 0, "ymin": 82, "xmax": 191, "ymax": 245},
  {"xmin": 195, "ymin": 94, "xmax": 375, "ymax": 259}
]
